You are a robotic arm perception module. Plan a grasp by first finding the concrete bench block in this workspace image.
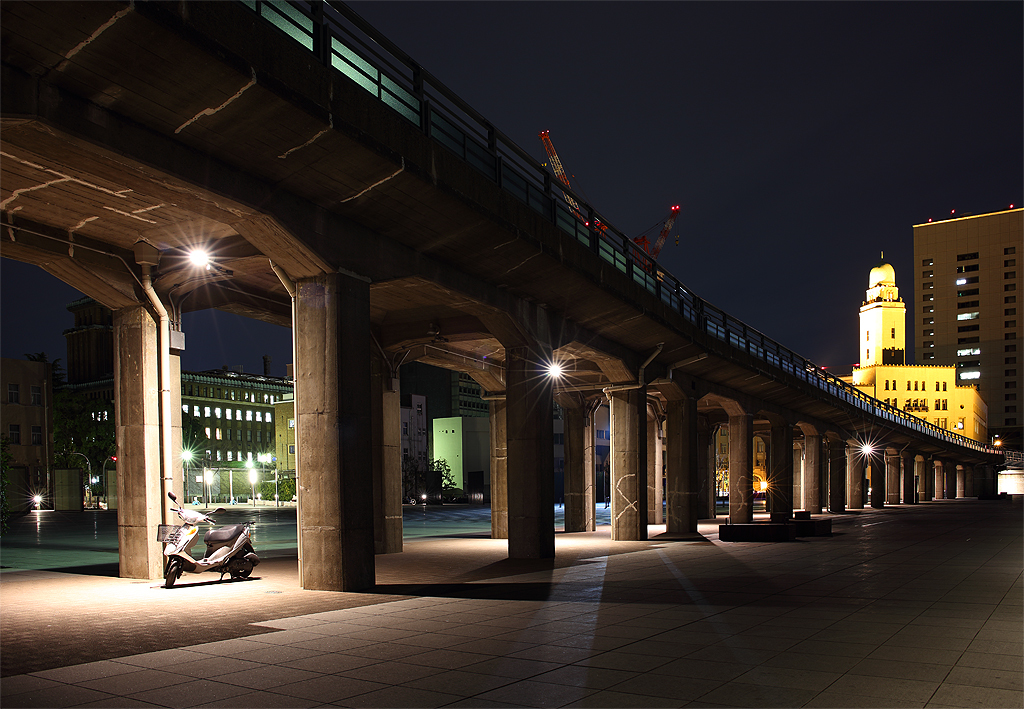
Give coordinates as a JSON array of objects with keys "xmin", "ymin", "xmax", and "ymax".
[{"xmin": 719, "ymin": 523, "xmax": 797, "ymax": 542}]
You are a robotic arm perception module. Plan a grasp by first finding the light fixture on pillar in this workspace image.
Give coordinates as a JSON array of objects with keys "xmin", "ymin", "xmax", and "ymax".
[
  {"xmin": 546, "ymin": 362, "xmax": 565, "ymax": 379},
  {"xmin": 189, "ymin": 249, "xmax": 211, "ymax": 269}
]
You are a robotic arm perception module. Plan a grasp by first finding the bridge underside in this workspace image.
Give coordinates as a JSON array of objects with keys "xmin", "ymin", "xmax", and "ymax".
[{"xmin": 1, "ymin": 1, "xmax": 999, "ymax": 589}]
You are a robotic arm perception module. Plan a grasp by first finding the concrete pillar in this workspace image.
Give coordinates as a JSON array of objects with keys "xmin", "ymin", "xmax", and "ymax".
[
  {"xmin": 697, "ymin": 417, "xmax": 713, "ymax": 518},
  {"xmin": 647, "ymin": 412, "xmax": 663, "ymax": 524},
  {"xmin": 944, "ymin": 462, "xmax": 956, "ymax": 499},
  {"xmin": 114, "ymin": 305, "xmax": 165, "ymax": 580},
  {"xmin": 977, "ymin": 464, "xmax": 995, "ymax": 497},
  {"xmin": 916, "ymin": 457, "xmax": 928, "ymax": 501},
  {"xmin": 792, "ymin": 442, "xmax": 803, "ymax": 513},
  {"xmin": 869, "ymin": 451, "xmax": 885, "ymax": 508},
  {"xmin": 847, "ymin": 446, "xmax": 864, "ymax": 509},
  {"xmin": 563, "ymin": 404, "xmax": 590, "ymax": 532},
  {"xmin": 728, "ymin": 411, "xmax": 753, "ymax": 524},
  {"xmin": 827, "ymin": 438, "xmax": 847, "ymax": 514},
  {"xmin": 803, "ymin": 435, "xmax": 822, "ymax": 514},
  {"xmin": 665, "ymin": 396, "xmax": 699, "ymax": 533},
  {"xmin": 768, "ymin": 421, "xmax": 794, "ymax": 518},
  {"xmin": 294, "ymin": 272, "xmax": 374, "ymax": 591},
  {"xmin": 371, "ymin": 355, "xmax": 402, "ymax": 554},
  {"xmin": 885, "ymin": 454, "xmax": 901, "ymax": 505},
  {"xmin": 901, "ymin": 452, "xmax": 916, "ymax": 505},
  {"xmin": 582, "ymin": 405, "xmax": 597, "ymax": 530},
  {"xmin": 609, "ymin": 388, "xmax": 647, "ymax": 540},
  {"xmin": 489, "ymin": 400, "xmax": 508, "ymax": 539},
  {"xmin": 506, "ymin": 345, "xmax": 555, "ymax": 557},
  {"xmin": 956, "ymin": 465, "xmax": 966, "ymax": 498},
  {"xmin": 934, "ymin": 460, "xmax": 945, "ymax": 499}
]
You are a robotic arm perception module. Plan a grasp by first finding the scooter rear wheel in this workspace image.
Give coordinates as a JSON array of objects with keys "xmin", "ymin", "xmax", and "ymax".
[{"xmin": 165, "ymin": 559, "xmax": 181, "ymax": 588}]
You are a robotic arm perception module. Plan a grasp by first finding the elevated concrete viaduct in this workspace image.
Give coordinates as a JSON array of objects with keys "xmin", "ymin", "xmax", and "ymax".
[{"xmin": 1, "ymin": 1, "xmax": 1002, "ymax": 590}]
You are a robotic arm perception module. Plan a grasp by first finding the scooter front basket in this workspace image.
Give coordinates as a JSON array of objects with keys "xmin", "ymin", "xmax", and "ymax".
[{"xmin": 157, "ymin": 524, "xmax": 184, "ymax": 544}]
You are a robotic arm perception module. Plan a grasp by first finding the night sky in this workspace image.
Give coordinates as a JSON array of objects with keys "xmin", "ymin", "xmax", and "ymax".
[{"xmin": 2, "ymin": 1, "xmax": 1021, "ymax": 377}]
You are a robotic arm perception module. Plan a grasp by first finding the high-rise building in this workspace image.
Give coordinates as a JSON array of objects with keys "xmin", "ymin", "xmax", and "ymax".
[{"xmin": 913, "ymin": 208, "xmax": 1022, "ymax": 447}]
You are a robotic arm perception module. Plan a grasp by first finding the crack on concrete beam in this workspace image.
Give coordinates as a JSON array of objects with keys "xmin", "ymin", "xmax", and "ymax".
[
  {"xmin": 55, "ymin": 4, "xmax": 133, "ymax": 72},
  {"xmin": 338, "ymin": 157, "xmax": 405, "ymax": 203},
  {"xmin": 175, "ymin": 68, "xmax": 257, "ymax": 134},
  {"xmin": 279, "ymin": 116, "xmax": 333, "ymax": 159}
]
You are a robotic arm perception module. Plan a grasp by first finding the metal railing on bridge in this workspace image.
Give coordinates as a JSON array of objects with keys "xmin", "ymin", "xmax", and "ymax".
[{"xmin": 239, "ymin": 0, "xmax": 999, "ymax": 458}]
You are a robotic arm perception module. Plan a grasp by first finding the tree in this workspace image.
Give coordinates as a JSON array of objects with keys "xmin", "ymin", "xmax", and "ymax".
[{"xmin": 52, "ymin": 390, "xmax": 114, "ymax": 474}]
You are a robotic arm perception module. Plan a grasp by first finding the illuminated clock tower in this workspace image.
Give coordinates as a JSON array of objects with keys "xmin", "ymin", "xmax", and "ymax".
[{"xmin": 859, "ymin": 254, "xmax": 906, "ymax": 367}]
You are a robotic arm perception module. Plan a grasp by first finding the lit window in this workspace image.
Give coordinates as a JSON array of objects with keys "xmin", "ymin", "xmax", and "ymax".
[
  {"xmin": 226, "ymin": 409, "xmax": 232, "ymax": 420},
  {"xmin": 256, "ymin": 412, "xmax": 262, "ymax": 423},
  {"xmin": 182, "ymin": 404, "xmax": 189, "ymax": 413},
  {"xmin": 194, "ymin": 406, "xmax": 200, "ymax": 417},
  {"xmin": 960, "ymin": 371, "xmax": 980, "ymax": 380},
  {"xmin": 956, "ymin": 278, "xmax": 967, "ymax": 286},
  {"xmin": 288, "ymin": 418, "xmax": 295, "ymax": 429},
  {"xmin": 957, "ymin": 312, "xmax": 979, "ymax": 321},
  {"xmin": 215, "ymin": 407, "xmax": 221, "ymax": 418},
  {"xmin": 247, "ymin": 410, "xmax": 253, "ymax": 421},
  {"xmin": 265, "ymin": 412, "xmax": 272, "ymax": 423},
  {"xmin": 957, "ymin": 348, "xmax": 981, "ymax": 356},
  {"xmin": 227, "ymin": 451, "xmax": 233, "ymax": 462},
  {"xmin": 204, "ymin": 407, "xmax": 211, "ymax": 418}
]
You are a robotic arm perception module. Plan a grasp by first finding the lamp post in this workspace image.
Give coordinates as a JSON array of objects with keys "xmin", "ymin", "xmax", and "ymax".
[
  {"xmin": 69, "ymin": 451, "xmax": 92, "ymax": 508},
  {"xmin": 203, "ymin": 468, "xmax": 212, "ymax": 507},
  {"xmin": 102, "ymin": 455, "xmax": 116, "ymax": 508},
  {"xmin": 248, "ymin": 465, "xmax": 257, "ymax": 507},
  {"xmin": 181, "ymin": 449, "xmax": 193, "ymax": 501}
]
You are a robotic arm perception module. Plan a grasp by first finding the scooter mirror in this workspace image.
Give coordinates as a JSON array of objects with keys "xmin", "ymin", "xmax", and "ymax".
[{"xmin": 168, "ymin": 492, "xmax": 178, "ymax": 502}]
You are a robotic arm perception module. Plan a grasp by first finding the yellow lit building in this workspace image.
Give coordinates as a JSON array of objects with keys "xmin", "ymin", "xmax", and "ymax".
[{"xmin": 846, "ymin": 258, "xmax": 988, "ymax": 442}]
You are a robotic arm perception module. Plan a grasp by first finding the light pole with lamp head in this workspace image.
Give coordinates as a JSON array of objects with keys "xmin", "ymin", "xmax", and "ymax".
[{"xmin": 69, "ymin": 451, "xmax": 92, "ymax": 508}]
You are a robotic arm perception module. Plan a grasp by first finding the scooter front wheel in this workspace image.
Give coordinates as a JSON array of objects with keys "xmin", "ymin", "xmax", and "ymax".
[{"xmin": 165, "ymin": 559, "xmax": 182, "ymax": 588}]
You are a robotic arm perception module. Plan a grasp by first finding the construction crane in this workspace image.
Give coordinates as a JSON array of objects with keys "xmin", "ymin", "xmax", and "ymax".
[
  {"xmin": 538, "ymin": 130, "xmax": 680, "ymax": 259},
  {"xmin": 538, "ymin": 130, "xmax": 583, "ymax": 220},
  {"xmin": 633, "ymin": 205, "xmax": 681, "ymax": 259}
]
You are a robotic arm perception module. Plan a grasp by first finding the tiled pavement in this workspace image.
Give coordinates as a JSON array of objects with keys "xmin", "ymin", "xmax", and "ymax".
[{"xmin": 1, "ymin": 499, "xmax": 1021, "ymax": 708}]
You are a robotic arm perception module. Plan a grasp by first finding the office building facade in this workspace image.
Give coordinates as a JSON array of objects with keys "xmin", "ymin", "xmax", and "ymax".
[{"xmin": 914, "ymin": 208, "xmax": 1021, "ymax": 446}]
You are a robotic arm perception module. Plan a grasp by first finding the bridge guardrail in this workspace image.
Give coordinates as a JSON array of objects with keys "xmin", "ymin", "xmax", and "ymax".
[{"xmin": 239, "ymin": 0, "xmax": 998, "ymax": 458}]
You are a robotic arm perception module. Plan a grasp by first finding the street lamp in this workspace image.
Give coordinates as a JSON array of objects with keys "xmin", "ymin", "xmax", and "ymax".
[
  {"xmin": 203, "ymin": 468, "xmax": 213, "ymax": 507},
  {"xmin": 69, "ymin": 452, "xmax": 92, "ymax": 508},
  {"xmin": 102, "ymin": 455, "xmax": 116, "ymax": 508},
  {"xmin": 248, "ymin": 463, "xmax": 257, "ymax": 507}
]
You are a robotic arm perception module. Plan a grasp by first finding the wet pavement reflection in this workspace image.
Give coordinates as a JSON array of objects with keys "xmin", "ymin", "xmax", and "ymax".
[{"xmin": 0, "ymin": 503, "xmax": 614, "ymax": 573}]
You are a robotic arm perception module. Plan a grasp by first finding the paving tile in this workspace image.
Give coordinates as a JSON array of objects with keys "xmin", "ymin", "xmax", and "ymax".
[
  {"xmin": 824, "ymin": 674, "xmax": 940, "ymax": 703},
  {"xmin": 575, "ymin": 650, "xmax": 675, "ymax": 673},
  {"xmin": 650, "ymin": 657, "xmax": 754, "ymax": 682},
  {"xmin": 691, "ymin": 680, "xmax": 819, "ymax": 708},
  {"xmin": 561, "ymin": 689, "xmax": 684, "ymax": 707},
  {"xmin": 278, "ymin": 652, "xmax": 379, "ymax": 673},
  {"xmin": 337, "ymin": 659, "xmax": 438, "ymax": 685},
  {"xmin": 128, "ymin": 678, "xmax": 252, "ymax": 706},
  {"xmin": 192, "ymin": 689, "xmax": 320, "ymax": 707},
  {"xmin": 270, "ymin": 675, "xmax": 388, "ymax": 703},
  {"xmin": 0, "ymin": 685, "xmax": 118, "ymax": 708},
  {"xmin": 848, "ymin": 657, "xmax": 953, "ymax": 683},
  {"xmin": 213, "ymin": 665, "xmax": 323, "ymax": 690},
  {"xmin": 30, "ymin": 660, "xmax": 141, "ymax": 684},
  {"xmin": 333, "ymin": 685, "xmax": 462, "ymax": 707},
  {"xmin": 928, "ymin": 683, "xmax": 1024, "ymax": 708},
  {"xmin": 461, "ymin": 656, "xmax": 563, "ymax": 679},
  {"xmin": 110, "ymin": 648, "xmax": 212, "ymax": 669},
  {"xmin": 473, "ymin": 678, "xmax": 596, "ymax": 707},
  {"xmin": 77, "ymin": 668, "xmax": 181, "ymax": 694},
  {"xmin": 531, "ymin": 664, "xmax": 639, "ymax": 690},
  {"xmin": 866, "ymin": 645, "xmax": 963, "ymax": 666},
  {"xmin": 399, "ymin": 648, "xmax": 495, "ymax": 670},
  {"xmin": 803, "ymin": 689, "xmax": 925, "ymax": 707},
  {"xmin": 942, "ymin": 665, "xmax": 1023, "ymax": 691},
  {"xmin": 732, "ymin": 665, "xmax": 841, "ymax": 692},
  {"xmin": 965, "ymin": 638, "xmax": 1023, "ymax": 656},
  {"xmin": 407, "ymin": 668, "xmax": 516, "ymax": 696},
  {"xmin": 443, "ymin": 698, "xmax": 522, "ymax": 708},
  {"xmin": 0, "ymin": 674, "xmax": 63, "ymax": 698},
  {"xmin": 606, "ymin": 673, "xmax": 724, "ymax": 701},
  {"xmin": 955, "ymin": 651, "xmax": 1024, "ymax": 672}
]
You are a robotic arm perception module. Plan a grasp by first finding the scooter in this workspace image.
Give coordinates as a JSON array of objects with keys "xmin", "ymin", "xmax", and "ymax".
[{"xmin": 160, "ymin": 491, "xmax": 259, "ymax": 588}]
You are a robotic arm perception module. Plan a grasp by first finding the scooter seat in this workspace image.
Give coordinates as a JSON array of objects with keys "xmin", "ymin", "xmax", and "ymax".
[{"xmin": 204, "ymin": 524, "xmax": 247, "ymax": 543}]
